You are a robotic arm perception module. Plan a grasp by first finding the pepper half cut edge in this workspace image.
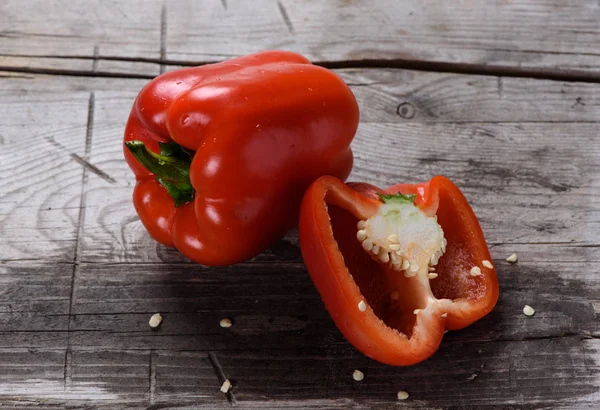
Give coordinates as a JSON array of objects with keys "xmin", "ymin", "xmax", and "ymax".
[{"xmin": 298, "ymin": 175, "xmax": 499, "ymax": 366}]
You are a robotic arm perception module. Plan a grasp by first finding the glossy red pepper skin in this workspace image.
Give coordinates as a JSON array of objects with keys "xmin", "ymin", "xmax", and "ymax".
[
  {"xmin": 124, "ymin": 51, "xmax": 359, "ymax": 266},
  {"xmin": 299, "ymin": 175, "xmax": 499, "ymax": 366}
]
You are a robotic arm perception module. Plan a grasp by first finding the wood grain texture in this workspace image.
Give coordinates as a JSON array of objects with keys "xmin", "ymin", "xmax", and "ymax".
[
  {"xmin": 0, "ymin": 0, "xmax": 162, "ymax": 58},
  {"xmin": 167, "ymin": 0, "xmax": 600, "ymax": 76},
  {"xmin": 68, "ymin": 260, "xmax": 599, "ymax": 344},
  {"xmin": 0, "ymin": 259, "xmax": 598, "ymax": 407},
  {"xmin": 0, "ymin": 70, "xmax": 599, "ymax": 407},
  {"xmin": 0, "ymin": 264, "xmax": 70, "ymax": 349},
  {"xmin": 1, "ymin": 0, "xmax": 600, "ymax": 79},
  {"xmin": 0, "ymin": 88, "xmax": 89, "ymax": 262}
]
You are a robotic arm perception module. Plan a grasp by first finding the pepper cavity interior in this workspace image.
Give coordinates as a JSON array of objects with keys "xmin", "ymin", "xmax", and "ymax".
[{"xmin": 328, "ymin": 192, "xmax": 449, "ymax": 337}]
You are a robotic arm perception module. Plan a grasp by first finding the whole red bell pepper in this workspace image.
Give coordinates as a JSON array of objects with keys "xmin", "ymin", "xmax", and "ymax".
[
  {"xmin": 299, "ymin": 175, "xmax": 499, "ymax": 366},
  {"xmin": 123, "ymin": 51, "xmax": 359, "ymax": 266}
]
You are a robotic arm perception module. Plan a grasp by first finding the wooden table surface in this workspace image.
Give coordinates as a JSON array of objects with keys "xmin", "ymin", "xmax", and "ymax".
[{"xmin": 1, "ymin": 1, "xmax": 599, "ymax": 408}]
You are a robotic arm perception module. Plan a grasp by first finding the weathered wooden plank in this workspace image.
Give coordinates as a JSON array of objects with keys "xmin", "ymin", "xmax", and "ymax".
[
  {"xmin": 152, "ymin": 339, "xmax": 600, "ymax": 408},
  {"xmin": 60, "ymin": 256, "xmax": 600, "ymax": 405},
  {"xmin": 0, "ymin": 349, "xmax": 65, "ymax": 381},
  {"xmin": 341, "ymin": 69, "xmax": 600, "ymax": 123},
  {"xmin": 69, "ymin": 261, "xmax": 598, "ymax": 346},
  {"xmin": 350, "ymin": 122, "xmax": 600, "ymax": 252},
  {"xmin": 1, "ymin": 1, "xmax": 600, "ymax": 78},
  {"xmin": 0, "ymin": 89, "xmax": 89, "ymax": 262},
  {"xmin": 0, "ymin": 0, "xmax": 162, "ymax": 59},
  {"xmin": 52, "ymin": 255, "xmax": 599, "ymax": 405},
  {"xmin": 0, "ymin": 349, "xmax": 146, "ymax": 407},
  {"xmin": 0, "ymin": 72, "xmax": 149, "ymax": 93},
  {"xmin": 69, "ymin": 262, "xmax": 324, "ymax": 351},
  {"xmin": 0, "ymin": 55, "xmax": 160, "ymax": 78},
  {"xmin": 0, "ymin": 340, "xmax": 597, "ymax": 408},
  {"xmin": 69, "ymin": 350, "xmax": 150, "ymax": 403},
  {"xmin": 62, "ymin": 258, "xmax": 600, "ymax": 404},
  {"xmin": 0, "ymin": 56, "xmax": 93, "ymax": 73},
  {"xmin": 2, "ymin": 70, "xmax": 597, "ymax": 265},
  {"xmin": 3, "ymin": 69, "xmax": 599, "ymax": 123},
  {"xmin": 167, "ymin": 0, "xmax": 600, "ymax": 77},
  {"xmin": 0, "ymin": 348, "xmax": 71, "ymax": 405},
  {"xmin": 0, "ymin": 264, "xmax": 70, "ymax": 349},
  {"xmin": 153, "ymin": 351, "xmax": 223, "ymax": 405}
]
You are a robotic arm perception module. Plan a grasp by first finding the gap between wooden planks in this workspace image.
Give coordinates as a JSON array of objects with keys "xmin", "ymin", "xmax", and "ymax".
[{"xmin": 1, "ymin": 57, "xmax": 600, "ymax": 84}]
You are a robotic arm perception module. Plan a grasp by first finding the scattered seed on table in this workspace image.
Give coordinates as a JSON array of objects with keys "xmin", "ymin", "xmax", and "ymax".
[
  {"xmin": 149, "ymin": 313, "xmax": 162, "ymax": 328},
  {"xmin": 352, "ymin": 369, "xmax": 364, "ymax": 381},
  {"xmin": 523, "ymin": 305, "xmax": 535, "ymax": 316},
  {"xmin": 506, "ymin": 253, "xmax": 518, "ymax": 263},
  {"xmin": 220, "ymin": 318, "xmax": 232, "ymax": 328},
  {"xmin": 397, "ymin": 390, "xmax": 409, "ymax": 400}
]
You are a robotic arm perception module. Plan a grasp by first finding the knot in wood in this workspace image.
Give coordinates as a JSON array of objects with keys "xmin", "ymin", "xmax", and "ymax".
[{"xmin": 397, "ymin": 102, "xmax": 415, "ymax": 119}]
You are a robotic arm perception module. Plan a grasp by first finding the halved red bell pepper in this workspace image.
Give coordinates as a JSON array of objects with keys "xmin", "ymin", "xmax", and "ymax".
[
  {"xmin": 123, "ymin": 51, "xmax": 359, "ymax": 266},
  {"xmin": 299, "ymin": 175, "xmax": 498, "ymax": 366}
]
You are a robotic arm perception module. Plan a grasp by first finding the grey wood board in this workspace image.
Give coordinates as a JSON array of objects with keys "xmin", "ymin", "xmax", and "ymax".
[
  {"xmin": 2, "ymin": 69, "xmax": 598, "ymax": 264},
  {"xmin": 0, "ymin": 261, "xmax": 598, "ymax": 407},
  {"xmin": 0, "ymin": 68, "xmax": 599, "ymax": 407},
  {"xmin": 0, "ymin": 92, "xmax": 90, "ymax": 263},
  {"xmin": 0, "ymin": 0, "xmax": 163, "ymax": 76},
  {"xmin": 1, "ymin": 0, "xmax": 600, "ymax": 78}
]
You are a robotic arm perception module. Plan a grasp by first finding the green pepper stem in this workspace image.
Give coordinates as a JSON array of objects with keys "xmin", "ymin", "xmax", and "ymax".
[
  {"xmin": 125, "ymin": 140, "xmax": 195, "ymax": 206},
  {"xmin": 377, "ymin": 192, "xmax": 416, "ymax": 205}
]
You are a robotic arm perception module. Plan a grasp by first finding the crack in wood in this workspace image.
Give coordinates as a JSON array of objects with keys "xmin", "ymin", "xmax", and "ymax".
[
  {"xmin": 45, "ymin": 103, "xmax": 114, "ymax": 182},
  {"xmin": 0, "ymin": 30, "xmax": 77, "ymax": 39},
  {"xmin": 0, "ymin": 72, "xmax": 34, "ymax": 79},
  {"xmin": 148, "ymin": 350, "xmax": 157, "ymax": 405},
  {"xmin": 63, "ymin": 92, "xmax": 95, "ymax": 389},
  {"xmin": 63, "ymin": 349, "xmax": 72, "ymax": 391},
  {"xmin": 92, "ymin": 45, "xmax": 99, "ymax": 72},
  {"xmin": 465, "ymin": 332, "xmax": 596, "ymax": 343},
  {"xmin": 69, "ymin": 153, "xmax": 116, "ymax": 184},
  {"xmin": 497, "ymin": 76, "xmax": 503, "ymax": 98},
  {"xmin": 78, "ymin": 90, "xmax": 94, "ymax": 258},
  {"xmin": 160, "ymin": 5, "xmax": 167, "ymax": 74},
  {"xmin": 208, "ymin": 352, "xmax": 236, "ymax": 405},
  {"xmin": 277, "ymin": 1, "xmax": 295, "ymax": 34},
  {"xmin": 0, "ymin": 65, "xmax": 155, "ymax": 79},
  {"xmin": 317, "ymin": 59, "xmax": 600, "ymax": 84},
  {"xmin": 0, "ymin": 52, "xmax": 163, "ymax": 63},
  {"xmin": 2, "ymin": 55, "xmax": 600, "ymax": 84},
  {"xmin": 481, "ymin": 46, "xmax": 600, "ymax": 58}
]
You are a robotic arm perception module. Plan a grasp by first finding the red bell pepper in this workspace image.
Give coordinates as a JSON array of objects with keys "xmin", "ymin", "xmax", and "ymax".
[
  {"xmin": 299, "ymin": 175, "xmax": 498, "ymax": 366},
  {"xmin": 123, "ymin": 51, "xmax": 359, "ymax": 266}
]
